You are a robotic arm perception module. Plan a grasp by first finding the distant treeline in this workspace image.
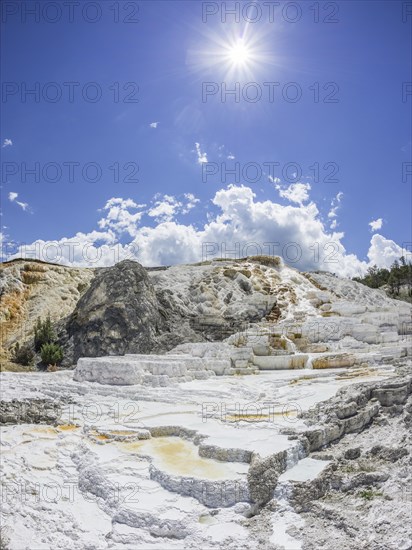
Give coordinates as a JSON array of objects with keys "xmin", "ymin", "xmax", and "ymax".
[{"xmin": 353, "ymin": 256, "xmax": 412, "ymax": 297}]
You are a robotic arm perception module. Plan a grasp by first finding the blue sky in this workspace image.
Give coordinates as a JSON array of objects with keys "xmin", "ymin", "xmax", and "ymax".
[{"xmin": 1, "ymin": 0, "xmax": 411, "ymax": 275}]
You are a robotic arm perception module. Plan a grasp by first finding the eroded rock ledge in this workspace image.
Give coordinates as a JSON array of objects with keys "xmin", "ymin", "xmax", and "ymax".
[
  {"xmin": 0, "ymin": 397, "xmax": 61, "ymax": 425},
  {"xmin": 248, "ymin": 373, "xmax": 412, "ymax": 550},
  {"xmin": 247, "ymin": 375, "xmax": 411, "ymax": 511},
  {"xmin": 300, "ymin": 375, "xmax": 411, "ymax": 452}
]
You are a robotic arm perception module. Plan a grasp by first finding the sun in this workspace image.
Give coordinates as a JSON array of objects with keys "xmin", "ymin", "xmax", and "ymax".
[
  {"xmin": 226, "ymin": 40, "xmax": 252, "ymax": 66},
  {"xmin": 186, "ymin": 25, "xmax": 277, "ymax": 82}
]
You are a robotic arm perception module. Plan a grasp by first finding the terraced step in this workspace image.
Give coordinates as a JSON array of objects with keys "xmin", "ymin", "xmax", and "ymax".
[{"xmin": 252, "ymin": 354, "xmax": 308, "ymax": 370}]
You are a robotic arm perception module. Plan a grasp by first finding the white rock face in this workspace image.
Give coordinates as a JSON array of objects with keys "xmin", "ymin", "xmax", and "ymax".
[
  {"xmin": 74, "ymin": 353, "xmax": 232, "ymax": 386},
  {"xmin": 72, "ymin": 260, "xmax": 411, "ymax": 385},
  {"xmin": 252, "ymin": 354, "xmax": 308, "ymax": 370}
]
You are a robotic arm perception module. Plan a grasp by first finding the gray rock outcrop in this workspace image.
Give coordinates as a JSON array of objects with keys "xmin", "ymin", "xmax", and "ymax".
[
  {"xmin": 0, "ymin": 398, "xmax": 61, "ymax": 425},
  {"xmin": 65, "ymin": 260, "xmax": 200, "ymax": 362}
]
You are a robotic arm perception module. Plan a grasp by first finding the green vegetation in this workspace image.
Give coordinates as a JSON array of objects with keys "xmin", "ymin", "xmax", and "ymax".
[
  {"xmin": 341, "ymin": 460, "xmax": 377, "ymax": 474},
  {"xmin": 34, "ymin": 314, "xmax": 56, "ymax": 352},
  {"xmin": 40, "ymin": 342, "xmax": 63, "ymax": 367},
  {"xmin": 8, "ymin": 315, "xmax": 64, "ymax": 369},
  {"xmin": 353, "ymin": 256, "xmax": 412, "ymax": 300},
  {"xmin": 33, "ymin": 314, "xmax": 64, "ymax": 368},
  {"xmin": 10, "ymin": 342, "xmax": 34, "ymax": 366},
  {"xmin": 358, "ymin": 488, "xmax": 384, "ymax": 501}
]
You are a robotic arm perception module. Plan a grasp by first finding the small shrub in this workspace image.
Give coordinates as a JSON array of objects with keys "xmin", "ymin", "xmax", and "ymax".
[
  {"xmin": 34, "ymin": 315, "xmax": 56, "ymax": 352},
  {"xmin": 40, "ymin": 342, "xmax": 63, "ymax": 368},
  {"xmin": 358, "ymin": 488, "xmax": 383, "ymax": 500},
  {"xmin": 11, "ymin": 342, "xmax": 34, "ymax": 366}
]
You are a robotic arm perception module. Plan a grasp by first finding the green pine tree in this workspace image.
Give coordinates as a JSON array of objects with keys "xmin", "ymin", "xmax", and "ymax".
[
  {"xmin": 40, "ymin": 342, "xmax": 63, "ymax": 367},
  {"xmin": 34, "ymin": 314, "xmax": 56, "ymax": 352}
]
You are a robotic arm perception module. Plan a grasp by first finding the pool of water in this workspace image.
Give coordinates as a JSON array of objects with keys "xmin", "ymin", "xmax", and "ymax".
[{"xmin": 119, "ymin": 436, "xmax": 249, "ymax": 480}]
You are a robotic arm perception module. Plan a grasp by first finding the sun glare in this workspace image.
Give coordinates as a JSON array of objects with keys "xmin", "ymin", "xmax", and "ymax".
[
  {"xmin": 226, "ymin": 40, "xmax": 251, "ymax": 66},
  {"xmin": 187, "ymin": 25, "xmax": 276, "ymax": 81}
]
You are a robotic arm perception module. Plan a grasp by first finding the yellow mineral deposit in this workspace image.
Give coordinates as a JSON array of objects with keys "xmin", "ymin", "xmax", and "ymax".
[{"xmin": 120, "ymin": 436, "xmax": 244, "ymax": 480}]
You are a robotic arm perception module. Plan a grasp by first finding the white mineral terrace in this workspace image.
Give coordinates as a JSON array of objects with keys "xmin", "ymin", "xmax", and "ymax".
[{"xmin": 0, "ymin": 355, "xmax": 403, "ymax": 549}]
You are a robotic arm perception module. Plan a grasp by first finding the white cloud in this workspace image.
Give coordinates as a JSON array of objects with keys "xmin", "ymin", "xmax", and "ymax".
[
  {"xmin": 10, "ymin": 232, "xmax": 137, "ymax": 267},
  {"xmin": 6, "ymin": 185, "xmax": 405, "ymax": 277},
  {"xmin": 148, "ymin": 195, "xmax": 182, "ymax": 223},
  {"xmin": 268, "ymin": 175, "xmax": 281, "ymax": 184},
  {"xmin": 182, "ymin": 193, "xmax": 200, "ymax": 214},
  {"xmin": 367, "ymin": 234, "xmax": 403, "ymax": 268},
  {"xmin": 369, "ymin": 217, "xmax": 383, "ymax": 232},
  {"xmin": 276, "ymin": 182, "xmax": 311, "ymax": 205},
  {"xmin": 2, "ymin": 138, "xmax": 12, "ymax": 148},
  {"xmin": 194, "ymin": 142, "xmax": 208, "ymax": 164},
  {"xmin": 148, "ymin": 193, "xmax": 200, "ymax": 222},
  {"xmin": 97, "ymin": 197, "xmax": 145, "ymax": 237},
  {"xmin": 8, "ymin": 191, "xmax": 29, "ymax": 211},
  {"xmin": 328, "ymin": 191, "xmax": 343, "ymax": 219},
  {"xmin": 149, "ymin": 122, "xmax": 159, "ymax": 128},
  {"xmin": 227, "ymin": 154, "xmax": 235, "ymax": 160}
]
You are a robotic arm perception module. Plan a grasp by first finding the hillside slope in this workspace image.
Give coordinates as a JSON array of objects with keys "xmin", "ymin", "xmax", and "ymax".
[{"xmin": 1, "ymin": 257, "xmax": 411, "ymax": 370}]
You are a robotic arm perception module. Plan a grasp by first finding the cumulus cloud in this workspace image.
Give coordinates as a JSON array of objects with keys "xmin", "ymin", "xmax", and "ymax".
[
  {"xmin": 366, "ymin": 234, "xmax": 404, "ymax": 268},
  {"xmin": 148, "ymin": 193, "xmax": 200, "ymax": 222},
  {"xmin": 148, "ymin": 195, "xmax": 182, "ymax": 223},
  {"xmin": 10, "ymin": 232, "xmax": 138, "ymax": 267},
  {"xmin": 194, "ymin": 142, "xmax": 208, "ymax": 164},
  {"xmin": 97, "ymin": 197, "xmax": 145, "ymax": 237},
  {"xmin": 276, "ymin": 182, "xmax": 311, "ymax": 205},
  {"xmin": 6, "ymin": 185, "xmax": 405, "ymax": 277},
  {"xmin": 149, "ymin": 122, "xmax": 159, "ymax": 128},
  {"xmin": 369, "ymin": 217, "xmax": 383, "ymax": 232},
  {"xmin": 2, "ymin": 138, "xmax": 12, "ymax": 148},
  {"xmin": 8, "ymin": 191, "xmax": 29, "ymax": 211},
  {"xmin": 268, "ymin": 175, "xmax": 281, "ymax": 184}
]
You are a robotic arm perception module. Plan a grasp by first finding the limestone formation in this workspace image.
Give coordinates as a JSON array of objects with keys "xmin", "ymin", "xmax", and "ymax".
[{"xmin": 1, "ymin": 256, "xmax": 411, "ymax": 550}]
